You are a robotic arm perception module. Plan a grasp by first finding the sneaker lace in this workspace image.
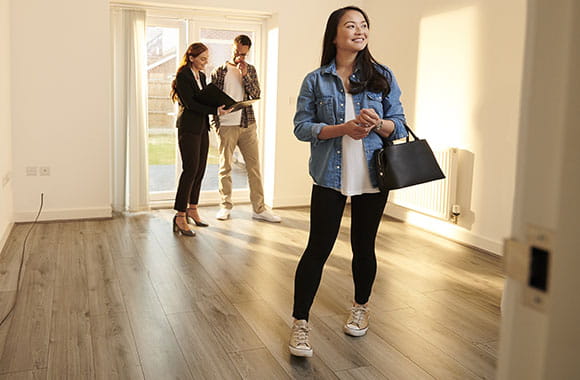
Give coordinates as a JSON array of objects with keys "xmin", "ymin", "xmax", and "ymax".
[
  {"xmin": 293, "ymin": 324, "xmax": 310, "ymax": 346},
  {"xmin": 350, "ymin": 305, "xmax": 367, "ymax": 326}
]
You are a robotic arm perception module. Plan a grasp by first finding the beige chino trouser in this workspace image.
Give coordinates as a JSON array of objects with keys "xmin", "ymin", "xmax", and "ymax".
[{"xmin": 216, "ymin": 123, "xmax": 265, "ymax": 213}]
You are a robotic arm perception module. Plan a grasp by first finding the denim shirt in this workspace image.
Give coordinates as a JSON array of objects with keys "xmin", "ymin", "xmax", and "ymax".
[{"xmin": 293, "ymin": 60, "xmax": 408, "ymax": 190}]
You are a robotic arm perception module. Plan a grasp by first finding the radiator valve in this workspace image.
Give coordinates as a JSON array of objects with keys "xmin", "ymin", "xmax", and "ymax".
[{"xmin": 451, "ymin": 204, "xmax": 461, "ymax": 224}]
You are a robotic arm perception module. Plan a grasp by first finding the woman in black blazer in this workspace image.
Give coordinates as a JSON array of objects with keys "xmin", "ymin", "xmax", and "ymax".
[{"xmin": 170, "ymin": 42, "xmax": 230, "ymax": 236}]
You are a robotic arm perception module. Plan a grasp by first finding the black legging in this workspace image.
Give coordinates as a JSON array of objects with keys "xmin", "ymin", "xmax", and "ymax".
[
  {"xmin": 292, "ymin": 184, "xmax": 388, "ymax": 321},
  {"xmin": 173, "ymin": 130, "xmax": 209, "ymax": 212}
]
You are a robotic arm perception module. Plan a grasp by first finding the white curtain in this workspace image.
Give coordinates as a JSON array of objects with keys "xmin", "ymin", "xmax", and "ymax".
[{"xmin": 111, "ymin": 8, "xmax": 150, "ymax": 212}]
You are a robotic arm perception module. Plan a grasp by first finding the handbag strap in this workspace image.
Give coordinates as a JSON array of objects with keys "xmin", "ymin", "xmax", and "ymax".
[
  {"xmin": 403, "ymin": 123, "xmax": 419, "ymax": 141},
  {"xmin": 381, "ymin": 122, "xmax": 419, "ymax": 146}
]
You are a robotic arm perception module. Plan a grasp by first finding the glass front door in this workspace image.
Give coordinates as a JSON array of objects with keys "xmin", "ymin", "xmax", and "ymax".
[{"xmin": 145, "ymin": 16, "xmax": 263, "ymax": 205}]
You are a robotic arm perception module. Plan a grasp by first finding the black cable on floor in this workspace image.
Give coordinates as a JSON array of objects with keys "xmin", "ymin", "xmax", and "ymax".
[{"xmin": 0, "ymin": 193, "xmax": 44, "ymax": 328}]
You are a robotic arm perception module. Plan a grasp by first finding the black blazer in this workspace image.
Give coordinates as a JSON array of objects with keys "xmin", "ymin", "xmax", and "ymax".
[{"xmin": 175, "ymin": 69, "xmax": 217, "ymax": 134}]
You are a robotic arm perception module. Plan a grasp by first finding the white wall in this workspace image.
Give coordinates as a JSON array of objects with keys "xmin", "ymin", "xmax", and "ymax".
[
  {"xmin": 11, "ymin": 0, "xmax": 112, "ymax": 222},
  {"xmin": 0, "ymin": 0, "xmax": 14, "ymax": 250},
  {"xmin": 365, "ymin": 0, "xmax": 527, "ymax": 254},
  {"xmin": 498, "ymin": 0, "xmax": 580, "ymax": 378}
]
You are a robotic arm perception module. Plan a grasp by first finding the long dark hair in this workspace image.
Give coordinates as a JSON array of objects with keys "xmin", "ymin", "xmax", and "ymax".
[
  {"xmin": 321, "ymin": 6, "xmax": 390, "ymax": 95},
  {"xmin": 170, "ymin": 42, "xmax": 208, "ymax": 103}
]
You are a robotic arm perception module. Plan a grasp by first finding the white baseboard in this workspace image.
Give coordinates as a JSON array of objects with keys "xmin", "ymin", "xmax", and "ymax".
[
  {"xmin": 152, "ymin": 191, "xmax": 252, "ymax": 210},
  {"xmin": 0, "ymin": 221, "xmax": 14, "ymax": 253},
  {"xmin": 152, "ymin": 196, "xmax": 311, "ymax": 210},
  {"xmin": 150, "ymin": 191, "xmax": 310, "ymax": 210},
  {"xmin": 385, "ymin": 202, "xmax": 503, "ymax": 256},
  {"xmin": 197, "ymin": 189, "xmax": 252, "ymax": 207},
  {"xmin": 14, "ymin": 206, "xmax": 112, "ymax": 223},
  {"xmin": 270, "ymin": 196, "xmax": 310, "ymax": 208}
]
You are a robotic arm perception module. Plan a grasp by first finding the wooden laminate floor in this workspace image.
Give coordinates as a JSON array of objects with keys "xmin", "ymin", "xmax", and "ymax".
[{"xmin": 0, "ymin": 206, "xmax": 503, "ymax": 379}]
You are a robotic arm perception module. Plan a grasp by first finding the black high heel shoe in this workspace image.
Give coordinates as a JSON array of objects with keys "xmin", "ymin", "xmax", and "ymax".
[
  {"xmin": 173, "ymin": 215, "xmax": 195, "ymax": 236},
  {"xmin": 187, "ymin": 208, "xmax": 209, "ymax": 227}
]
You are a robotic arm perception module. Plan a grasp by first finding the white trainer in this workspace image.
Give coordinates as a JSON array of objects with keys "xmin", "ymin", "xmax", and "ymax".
[
  {"xmin": 252, "ymin": 209, "xmax": 281, "ymax": 223},
  {"xmin": 216, "ymin": 208, "xmax": 231, "ymax": 220},
  {"xmin": 289, "ymin": 319, "xmax": 313, "ymax": 357}
]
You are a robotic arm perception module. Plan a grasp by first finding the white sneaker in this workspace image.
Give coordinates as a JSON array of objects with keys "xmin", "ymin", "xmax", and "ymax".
[
  {"xmin": 289, "ymin": 319, "xmax": 313, "ymax": 357},
  {"xmin": 343, "ymin": 304, "xmax": 370, "ymax": 337},
  {"xmin": 216, "ymin": 208, "xmax": 231, "ymax": 220},
  {"xmin": 252, "ymin": 209, "xmax": 281, "ymax": 223}
]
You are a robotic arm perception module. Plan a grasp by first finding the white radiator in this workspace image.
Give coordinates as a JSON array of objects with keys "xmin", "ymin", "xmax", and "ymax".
[{"xmin": 390, "ymin": 148, "xmax": 458, "ymax": 220}]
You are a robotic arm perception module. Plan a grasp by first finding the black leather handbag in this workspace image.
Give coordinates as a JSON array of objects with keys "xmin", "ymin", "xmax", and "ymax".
[{"xmin": 374, "ymin": 124, "xmax": 445, "ymax": 191}]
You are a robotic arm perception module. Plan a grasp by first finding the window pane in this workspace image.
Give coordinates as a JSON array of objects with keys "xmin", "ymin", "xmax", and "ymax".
[{"xmin": 147, "ymin": 26, "xmax": 179, "ymax": 194}]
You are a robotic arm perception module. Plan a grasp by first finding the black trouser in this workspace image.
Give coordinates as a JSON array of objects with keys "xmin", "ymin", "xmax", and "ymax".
[
  {"xmin": 173, "ymin": 130, "xmax": 209, "ymax": 212},
  {"xmin": 292, "ymin": 184, "xmax": 389, "ymax": 321}
]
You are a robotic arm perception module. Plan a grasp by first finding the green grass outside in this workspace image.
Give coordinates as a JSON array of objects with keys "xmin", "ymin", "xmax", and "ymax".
[
  {"xmin": 148, "ymin": 133, "xmax": 219, "ymax": 165},
  {"xmin": 148, "ymin": 134, "xmax": 176, "ymax": 165}
]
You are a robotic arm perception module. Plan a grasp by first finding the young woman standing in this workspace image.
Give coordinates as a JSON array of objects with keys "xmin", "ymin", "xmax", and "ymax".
[{"xmin": 289, "ymin": 6, "xmax": 408, "ymax": 357}]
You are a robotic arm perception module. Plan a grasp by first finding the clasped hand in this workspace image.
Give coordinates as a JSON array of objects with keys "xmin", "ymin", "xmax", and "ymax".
[{"xmin": 344, "ymin": 108, "xmax": 381, "ymax": 140}]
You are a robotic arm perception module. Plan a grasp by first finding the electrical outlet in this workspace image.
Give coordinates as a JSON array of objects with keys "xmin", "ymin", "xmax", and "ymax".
[
  {"xmin": 26, "ymin": 166, "xmax": 38, "ymax": 176},
  {"xmin": 39, "ymin": 166, "xmax": 50, "ymax": 176}
]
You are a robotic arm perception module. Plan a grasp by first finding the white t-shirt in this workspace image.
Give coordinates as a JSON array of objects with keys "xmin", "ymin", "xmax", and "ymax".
[
  {"xmin": 219, "ymin": 64, "xmax": 244, "ymax": 126},
  {"xmin": 341, "ymin": 92, "xmax": 380, "ymax": 196}
]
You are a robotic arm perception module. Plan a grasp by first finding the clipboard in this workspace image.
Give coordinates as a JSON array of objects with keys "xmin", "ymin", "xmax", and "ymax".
[{"xmin": 196, "ymin": 83, "xmax": 259, "ymax": 111}]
